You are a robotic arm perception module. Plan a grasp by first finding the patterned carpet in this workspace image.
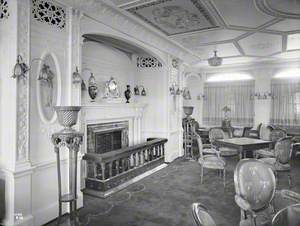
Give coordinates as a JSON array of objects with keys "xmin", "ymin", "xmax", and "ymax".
[{"xmin": 45, "ymin": 157, "xmax": 300, "ymax": 226}]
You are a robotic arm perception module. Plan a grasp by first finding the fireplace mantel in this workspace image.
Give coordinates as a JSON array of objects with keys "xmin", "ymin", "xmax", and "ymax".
[
  {"xmin": 81, "ymin": 103, "xmax": 147, "ymax": 110},
  {"xmin": 81, "ymin": 103, "xmax": 148, "ymax": 146}
]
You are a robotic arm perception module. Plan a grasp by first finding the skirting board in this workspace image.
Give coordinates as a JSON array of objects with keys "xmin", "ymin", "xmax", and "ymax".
[{"xmin": 83, "ymin": 163, "xmax": 167, "ymax": 198}]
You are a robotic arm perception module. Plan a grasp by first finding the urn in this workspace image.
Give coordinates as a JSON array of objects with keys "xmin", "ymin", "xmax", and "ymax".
[{"xmin": 124, "ymin": 85, "xmax": 131, "ymax": 103}]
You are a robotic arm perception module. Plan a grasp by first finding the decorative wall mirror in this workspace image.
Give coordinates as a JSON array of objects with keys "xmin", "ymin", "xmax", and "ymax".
[
  {"xmin": 37, "ymin": 52, "xmax": 61, "ymax": 124},
  {"xmin": 103, "ymin": 77, "xmax": 120, "ymax": 99}
]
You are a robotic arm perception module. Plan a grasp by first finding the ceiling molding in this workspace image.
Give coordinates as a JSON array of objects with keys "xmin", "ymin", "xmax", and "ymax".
[
  {"xmin": 63, "ymin": 0, "xmax": 201, "ymax": 63},
  {"xmin": 99, "ymin": 0, "xmax": 300, "ymax": 67},
  {"xmin": 254, "ymin": 0, "xmax": 300, "ymax": 19},
  {"xmin": 197, "ymin": 58, "xmax": 300, "ymax": 74}
]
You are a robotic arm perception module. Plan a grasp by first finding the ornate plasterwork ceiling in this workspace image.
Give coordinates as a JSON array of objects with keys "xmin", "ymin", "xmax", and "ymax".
[
  {"xmin": 126, "ymin": 0, "xmax": 218, "ymax": 35},
  {"xmin": 111, "ymin": 0, "xmax": 300, "ymax": 67}
]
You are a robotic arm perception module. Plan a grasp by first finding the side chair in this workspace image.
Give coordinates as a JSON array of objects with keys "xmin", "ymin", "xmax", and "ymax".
[
  {"xmin": 195, "ymin": 133, "xmax": 226, "ymax": 187},
  {"xmin": 234, "ymin": 159, "xmax": 300, "ymax": 226},
  {"xmin": 192, "ymin": 203, "xmax": 216, "ymax": 226}
]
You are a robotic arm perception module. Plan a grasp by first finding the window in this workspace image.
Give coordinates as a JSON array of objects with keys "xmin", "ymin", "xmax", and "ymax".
[
  {"xmin": 295, "ymin": 92, "xmax": 300, "ymax": 117},
  {"xmin": 206, "ymin": 73, "xmax": 253, "ymax": 83},
  {"xmin": 270, "ymin": 77, "xmax": 300, "ymax": 126},
  {"xmin": 203, "ymin": 80, "xmax": 254, "ymax": 127}
]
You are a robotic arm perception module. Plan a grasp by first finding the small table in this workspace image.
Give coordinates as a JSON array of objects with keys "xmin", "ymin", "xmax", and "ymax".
[
  {"xmin": 214, "ymin": 137, "xmax": 273, "ymax": 159},
  {"xmin": 272, "ymin": 204, "xmax": 300, "ymax": 226}
]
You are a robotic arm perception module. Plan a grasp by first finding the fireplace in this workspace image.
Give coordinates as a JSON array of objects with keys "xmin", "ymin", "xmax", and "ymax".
[{"xmin": 87, "ymin": 121, "xmax": 129, "ymax": 154}]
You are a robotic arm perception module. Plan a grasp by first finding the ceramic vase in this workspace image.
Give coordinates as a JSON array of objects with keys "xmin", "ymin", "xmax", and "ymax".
[
  {"xmin": 124, "ymin": 85, "xmax": 131, "ymax": 103},
  {"xmin": 88, "ymin": 73, "xmax": 98, "ymax": 102}
]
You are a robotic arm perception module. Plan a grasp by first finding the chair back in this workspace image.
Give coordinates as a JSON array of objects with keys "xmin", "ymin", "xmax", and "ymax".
[
  {"xmin": 195, "ymin": 133, "xmax": 204, "ymax": 160},
  {"xmin": 274, "ymin": 137, "xmax": 292, "ymax": 164},
  {"xmin": 192, "ymin": 203, "xmax": 217, "ymax": 226},
  {"xmin": 259, "ymin": 124, "xmax": 273, "ymax": 141},
  {"xmin": 270, "ymin": 129, "xmax": 287, "ymax": 142},
  {"xmin": 209, "ymin": 128, "xmax": 225, "ymax": 143},
  {"xmin": 234, "ymin": 159, "xmax": 276, "ymax": 211}
]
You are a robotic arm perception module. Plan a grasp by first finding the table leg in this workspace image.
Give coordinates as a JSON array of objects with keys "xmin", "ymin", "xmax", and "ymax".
[{"xmin": 239, "ymin": 147, "xmax": 243, "ymax": 160}]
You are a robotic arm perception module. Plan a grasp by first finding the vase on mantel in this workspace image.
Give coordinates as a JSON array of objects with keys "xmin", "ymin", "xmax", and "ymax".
[
  {"xmin": 124, "ymin": 85, "xmax": 131, "ymax": 103},
  {"xmin": 54, "ymin": 106, "xmax": 81, "ymax": 133},
  {"xmin": 88, "ymin": 73, "xmax": 98, "ymax": 102}
]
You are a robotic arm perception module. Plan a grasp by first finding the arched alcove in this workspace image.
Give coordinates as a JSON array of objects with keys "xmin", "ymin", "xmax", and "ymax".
[{"xmin": 183, "ymin": 72, "xmax": 203, "ymax": 123}]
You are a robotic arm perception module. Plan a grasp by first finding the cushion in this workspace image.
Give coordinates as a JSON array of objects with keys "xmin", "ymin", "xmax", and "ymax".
[{"xmin": 199, "ymin": 155, "xmax": 225, "ymax": 169}]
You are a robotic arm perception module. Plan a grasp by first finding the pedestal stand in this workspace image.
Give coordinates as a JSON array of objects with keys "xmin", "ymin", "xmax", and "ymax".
[
  {"xmin": 52, "ymin": 131, "xmax": 83, "ymax": 225},
  {"xmin": 183, "ymin": 116, "xmax": 196, "ymax": 159}
]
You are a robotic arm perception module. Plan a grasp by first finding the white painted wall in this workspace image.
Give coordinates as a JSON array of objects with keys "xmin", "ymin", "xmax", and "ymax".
[
  {"xmin": 183, "ymin": 75, "xmax": 202, "ymax": 123},
  {"xmin": 29, "ymin": 9, "xmax": 76, "ymax": 226},
  {"xmin": 81, "ymin": 41, "xmax": 136, "ymax": 104}
]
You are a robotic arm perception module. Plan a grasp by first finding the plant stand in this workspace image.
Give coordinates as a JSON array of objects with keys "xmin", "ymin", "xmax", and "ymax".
[{"xmin": 52, "ymin": 131, "xmax": 83, "ymax": 225}]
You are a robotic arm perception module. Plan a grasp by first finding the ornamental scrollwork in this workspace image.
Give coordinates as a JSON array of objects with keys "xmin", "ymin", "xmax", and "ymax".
[
  {"xmin": 32, "ymin": 0, "xmax": 66, "ymax": 29},
  {"xmin": 0, "ymin": 0, "xmax": 9, "ymax": 20},
  {"xmin": 52, "ymin": 133, "xmax": 83, "ymax": 151},
  {"xmin": 137, "ymin": 57, "xmax": 162, "ymax": 68}
]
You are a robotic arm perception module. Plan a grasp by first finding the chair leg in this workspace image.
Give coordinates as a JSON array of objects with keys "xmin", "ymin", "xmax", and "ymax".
[
  {"xmin": 223, "ymin": 168, "xmax": 226, "ymax": 188},
  {"xmin": 200, "ymin": 166, "xmax": 203, "ymax": 184},
  {"xmin": 288, "ymin": 174, "xmax": 292, "ymax": 188}
]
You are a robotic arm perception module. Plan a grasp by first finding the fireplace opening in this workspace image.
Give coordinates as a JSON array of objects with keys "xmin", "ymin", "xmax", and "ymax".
[
  {"xmin": 87, "ymin": 121, "xmax": 129, "ymax": 154},
  {"xmin": 95, "ymin": 130, "xmax": 122, "ymax": 154}
]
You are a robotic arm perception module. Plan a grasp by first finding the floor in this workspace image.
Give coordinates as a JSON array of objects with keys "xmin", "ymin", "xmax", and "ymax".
[{"xmin": 46, "ymin": 157, "xmax": 300, "ymax": 226}]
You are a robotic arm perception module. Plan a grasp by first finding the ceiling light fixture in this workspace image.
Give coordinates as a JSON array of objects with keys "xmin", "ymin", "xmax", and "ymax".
[{"xmin": 208, "ymin": 50, "xmax": 222, "ymax": 67}]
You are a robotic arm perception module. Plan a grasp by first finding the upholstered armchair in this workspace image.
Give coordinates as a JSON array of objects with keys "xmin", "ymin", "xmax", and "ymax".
[
  {"xmin": 209, "ymin": 128, "xmax": 239, "ymax": 157},
  {"xmin": 244, "ymin": 123, "xmax": 262, "ymax": 138},
  {"xmin": 192, "ymin": 203, "xmax": 217, "ymax": 226},
  {"xmin": 195, "ymin": 134, "xmax": 226, "ymax": 187},
  {"xmin": 255, "ymin": 129, "xmax": 287, "ymax": 159},
  {"xmin": 234, "ymin": 159, "xmax": 300, "ymax": 226},
  {"xmin": 260, "ymin": 137, "xmax": 293, "ymax": 187}
]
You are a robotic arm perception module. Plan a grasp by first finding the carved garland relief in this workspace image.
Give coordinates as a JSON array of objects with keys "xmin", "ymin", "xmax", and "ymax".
[{"xmin": 17, "ymin": 0, "xmax": 30, "ymax": 162}]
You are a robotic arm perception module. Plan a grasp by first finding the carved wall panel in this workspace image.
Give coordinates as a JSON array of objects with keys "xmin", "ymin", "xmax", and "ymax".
[
  {"xmin": 32, "ymin": 0, "xmax": 66, "ymax": 29},
  {"xmin": 37, "ymin": 52, "xmax": 61, "ymax": 123},
  {"xmin": 0, "ymin": 0, "xmax": 9, "ymax": 19},
  {"xmin": 137, "ymin": 56, "xmax": 162, "ymax": 68},
  {"xmin": 17, "ymin": 0, "xmax": 30, "ymax": 162}
]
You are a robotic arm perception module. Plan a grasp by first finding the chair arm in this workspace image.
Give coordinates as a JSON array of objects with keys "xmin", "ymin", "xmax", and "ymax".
[
  {"xmin": 235, "ymin": 195, "xmax": 251, "ymax": 211},
  {"xmin": 203, "ymin": 144, "xmax": 212, "ymax": 149},
  {"xmin": 235, "ymin": 195, "xmax": 257, "ymax": 225},
  {"xmin": 245, "ymin": 129, "xmax": 259, "ymax": 138},
  {"xmin": 278, "ymin": 189, "xmax": 300, "ymax": 203},
  {"xmin": 203, "ymin": 147, "xmax": 222, "ymax": 158}
]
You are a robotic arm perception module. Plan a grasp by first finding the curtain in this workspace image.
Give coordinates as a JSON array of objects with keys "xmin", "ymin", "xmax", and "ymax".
[
  {"xmin": 203, "ymin": 81, "xmax": 254, "ymax": 127},
  {"xmin": 270, "ymin": 79, "xmax": 300, "ymax": 126}
]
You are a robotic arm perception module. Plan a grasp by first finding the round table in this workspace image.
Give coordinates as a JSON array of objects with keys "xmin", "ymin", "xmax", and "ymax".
[{"xmin": 272, "ymin": 204, "xmax": 300, "ymax": 226}]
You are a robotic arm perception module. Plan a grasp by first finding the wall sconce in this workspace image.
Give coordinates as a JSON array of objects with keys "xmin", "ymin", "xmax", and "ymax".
[
  {"xmin": 134, "ymin": 85, "xmax": 146, "ymax": 96},
  {"xmin": 12, "ymin": 55, "xmax": 30, "ymax": 79},
  {"xmin": 169, "ymin": 84, "xmax": 192, "ymax": 100},
  {"xmin": 169, "ymin": 83, "xmax": 181, "ymax": 96},
  {"xmin": 197, "ymin": 94, "xmax": 206, "ymax": 100},
  {"xmin": 251, "ymin": 92, "xmax": 274, "ymax": 100},
  {"xmin": 73, "ymin": 66, "xmax": 86, "ymax": 90},
  {"xmin": 182, "ymin": 88, "xmax": 191, "ymax": 100}
]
